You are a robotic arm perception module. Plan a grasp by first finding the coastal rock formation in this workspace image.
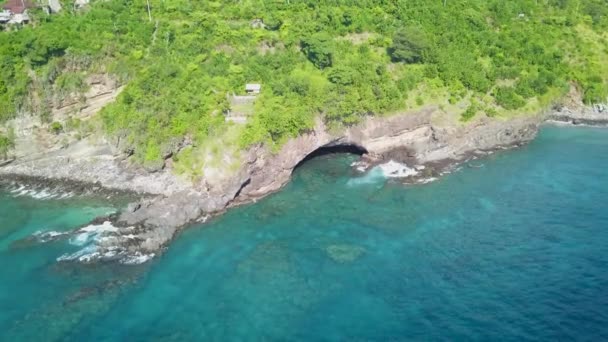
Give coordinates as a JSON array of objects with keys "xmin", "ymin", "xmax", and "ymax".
[
  {"xmin": 550, "ymin": 103, "xmax": 608, "ymax": 125},
  {"xmin": 3, "ymin": 100, "xmax": 606, "ymax": 264},
  {"xmin": 74, "ymin": 108, "xmax": 543, "ymax": 263},
  {"xmin": 233, "ymin": 107, "xmax": 540, "ymax": 204},
  {"xmin": 547, "ymin": 86, "xmax": 608, "ymax": 125},
  {"xmin": 0, "ymin": 74, "xmax": 192, "ymax": 196}
]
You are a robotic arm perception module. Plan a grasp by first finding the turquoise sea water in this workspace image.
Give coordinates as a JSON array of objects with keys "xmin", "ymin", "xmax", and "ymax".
[{"xmin": 1, "ymin": 125, "xmax": 608, "ymax": 341}]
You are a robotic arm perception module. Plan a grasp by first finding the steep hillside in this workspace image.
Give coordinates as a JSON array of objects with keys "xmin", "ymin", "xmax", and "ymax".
[{"xmin": 0, "ymin": 0, "xmax": 607, "ymax": 171}]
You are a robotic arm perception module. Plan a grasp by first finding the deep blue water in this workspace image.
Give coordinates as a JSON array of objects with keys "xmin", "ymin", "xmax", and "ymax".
[{"xmin": 1, "ymin": 125, "xmax": 608, "ymax": 341}]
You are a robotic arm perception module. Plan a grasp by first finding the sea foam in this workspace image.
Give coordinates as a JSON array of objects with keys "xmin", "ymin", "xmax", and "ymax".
[
  {"xmin": 56, "ymin": 221, "xmax": 153, "ymax": 265},
  {"xmin": 32, "ymin": 230, "xmax": 69, "ymax": 243},
  {"xmin": 8, "ymin": 184, "xmax": 74, "ymax": 200},
  {"xmin": 68, "ymin": 221, "xmax": 119, "ymax": 246},
  {"xmin": 377, "ymin": 160, "xmax": 419, "ymax": 178},
  {"xmin": 347, "ymin": 160, "xmax": 418, "ymax": 186}
]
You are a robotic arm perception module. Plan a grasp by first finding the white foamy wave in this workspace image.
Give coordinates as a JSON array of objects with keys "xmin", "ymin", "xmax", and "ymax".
[
  {"xmin": 57, "ymin": 221, "xmax": 154, "ymax": 265},
  {"xmin": 196, "ymin": 215, "xmax": 210, "ymax": 223},
  {"xmin": 350, "ymin": 161, "xmax": 369, "ymax": 173},
  {"xmin": 31, "ymin": 189, "xmax": 55, "ymax": 199},
  {"xmin": 120, "ymin": 252, "xmax": 155, "ymax": 265},
  {"xmin": 32, "ymin": 230, "xmax": 69, "ymax": 243},
  {"xmin": 69, "ymin": 232, "xmax": 95, "ymax": 246},
  {"xmin": 58, "ymin": 192, "xmax": 74, "ymax": 199},
  {"xmin": 78, "ymin": 221, "xmax": 119, "ymax": 234},
  {"xmin": 69, "ymin": 221, "xmax": 119, "ymax": 246},
  {"xmin": 346, "ymin": 167, "xmax": 386, "ymax": 186},
  {"xmin": 417, "ymin": 177, "xmax": 438, "ymax": 184},
  {"xmin": 8, "ymin": 185, "xmax": 75, "ymax": 200},
  {"xmin": 57, "ymin": 245, "xmax": 99, "ymax": 263},
  {"xmin": 16, "ymin": 188, "xmax": 31, "ymax": 196},
  {"xmin": 378, "ymin": 160, "xmax": 419, "ymax": 178},
  {"xmin": 10, "ymin": 185, "xmax": 26, "ymax": 194},
  {"xmin": 57, "ymin": 247, "xmax": 153, "ymax": 265},
  {"xmin": 347, "ymin": 160, "xmax": 419, "ymax": 186}
]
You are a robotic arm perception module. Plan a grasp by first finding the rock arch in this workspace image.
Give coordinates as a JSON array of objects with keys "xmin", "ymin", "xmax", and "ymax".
[{"xmin": 292, "ymin": 141, "xmax": 368, "ymax": 172}]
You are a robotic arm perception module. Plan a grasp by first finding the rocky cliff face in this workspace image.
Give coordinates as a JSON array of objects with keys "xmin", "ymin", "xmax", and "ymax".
[
  {"xmin": 0, "ymin": 74, "xmax": 192, "ymax": 196},
  {"xmin": 2, "ymin": 96, "xmax": 604, "ymax": 264},
  {"xmin": 547, "ymin": 86, "xmax": 608, "ymax": 125},
  {"xmin": 235, "ymin": 107, "xmax": 540, "ymax": 204},
  {"xmin": 83, "ymin": 107, "xmax": 540, "ymax": 263},
  {"xmin": 550, "ymin": 103, "xmax": 608, "ymax": 125}
]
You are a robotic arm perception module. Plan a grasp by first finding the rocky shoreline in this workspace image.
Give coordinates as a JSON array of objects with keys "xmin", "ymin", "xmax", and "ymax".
[
  {"xmin": 1, "ymin": 102, "xmax": 606, "ymax": 264},
  {"xmin": 549, "ymin": 103, "xmax": 608, "ymax": 126},
  {"xmin": 0, "ymin": 173, "xmax": 141, "ymax": 201}
]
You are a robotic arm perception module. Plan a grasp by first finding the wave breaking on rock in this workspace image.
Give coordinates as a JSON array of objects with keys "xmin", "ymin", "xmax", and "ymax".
[
  {"xmin": 27, "ymin": 221, "xmax": 155, "ymax": 265},
  {"xmin": 6, "ymin": 183, "xmax": 75, "ymax": 200}
]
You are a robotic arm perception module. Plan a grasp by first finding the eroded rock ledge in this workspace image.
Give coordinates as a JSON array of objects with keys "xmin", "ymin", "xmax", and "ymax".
[{"xmin": 2, "ymin": 102, "xmax": 607, "ymax": 264}]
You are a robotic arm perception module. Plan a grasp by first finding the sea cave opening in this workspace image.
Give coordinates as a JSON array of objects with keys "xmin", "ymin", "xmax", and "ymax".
[{"xmin": 292, "ymin": 143, "xmax": 368, "ymax": 173}]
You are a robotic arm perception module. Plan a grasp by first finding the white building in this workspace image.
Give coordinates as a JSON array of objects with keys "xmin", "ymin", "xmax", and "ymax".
[{"xmin": 245, "ymin": 83, "xmax": 261, "ymax": 94}]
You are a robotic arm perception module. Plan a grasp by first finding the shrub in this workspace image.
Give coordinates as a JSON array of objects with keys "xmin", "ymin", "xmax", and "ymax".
[
  {"xmin": 461, "ymin": 105, "xmax": 477, "ymax": 122},
  {"xmin": 486, "ymin": 107, "xmax": 498, "ymax": 117},
  {"xmin": 50, "ymin": 122, "xmax": 63, "ymax": 134},
  {"xmin": 515, "ymin": 77, "xmax": 535, "ymax": 98},
  {"xmin": 263, "ymin": 15, "xmax": 283, "ymax": 31},
  {"xmin": 495, "ymin": 87, "xmax": 526, "ymax": 109},
  {"xmin": 301, "ymin": 34, "xmax": 333, "ymax": 69},
  {"xmin": 328, "ymin": 66, "xmax": 355, "ymax": 86},
  {"xmin": 0, "ymin": 133, "xmax": 14, "ymax": 158},
  {"xmin": 581, "ymin": 76, "xmax": 608, "ymax": 104},
  {"xmin": 389, "ymin": 27, "xmax": 430, "ymax": 64}
]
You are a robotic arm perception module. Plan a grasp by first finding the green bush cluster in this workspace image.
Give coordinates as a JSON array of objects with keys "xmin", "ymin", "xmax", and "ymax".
[
  {"xmin": 50, "ymin": 122, "xmax": 63, "ymax": 134},
  {"xmin": 495, "ymin": 87, "xmax": 527, "ymax": 110},
  {"xmin": 0, "ymin": 130, "xmax": 15, "ymax": 159}
]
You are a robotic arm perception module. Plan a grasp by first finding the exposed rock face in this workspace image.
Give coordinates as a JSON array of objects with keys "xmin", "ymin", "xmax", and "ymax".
[
  {"xmin": 0, "ymin": 148, "xmax": 192, "ymax": 196},
  {"xmin": 547, "ymin": 86, "xmax": 608, "ymax": 125},
  {"xmin": 549, "ymin": 103, "xmax": 608, "ymax": 125},
  {"xmin": 98, "ymin": 107, "xmax": 541, "ymax": 263},
  {"xmin": 3, "ymin": 74, "xmax": 121, "ymax": 161},
  {"xmin": 2, "ymin": 100, "xmax": 595, "ymax": 264},
  {"xmin": 234, "ymin": 107, "xmax": 540, "ymax": 203},
  {"xmin": 4, "ymin": 71, "xmax": 607, "ymax": 265},
  {"xmin": 0, "ymin": 73, "xmax": 193, "ymax": 196}
]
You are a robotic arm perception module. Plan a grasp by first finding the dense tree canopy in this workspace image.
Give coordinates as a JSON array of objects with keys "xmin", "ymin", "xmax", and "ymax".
[
  {"xmin": 0, "ymin": 0, "xmax": 607, "ymax": 167},
  {"xmin": 389, "ymin": 27, "xmax": 429, "ymax": 63}
]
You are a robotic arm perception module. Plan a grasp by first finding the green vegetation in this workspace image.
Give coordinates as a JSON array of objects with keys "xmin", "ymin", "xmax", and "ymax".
[
  {"xmin": 50, "ymin": 121, "xmax": 63, "ymax": 134},
  {"xmin": 389, "ymin": 27, "xmax": 430, "ymax": 64},
  {"xmin": 0, "ymin": 0, "xmax": 607, "ymax": 168},
  {"xmin": 0, "ymin": 129, "xmax": 15, "ymax": 159},
  {"xmin": 495, "ymin": 87, "xmax": 527, "ymax": 110}
]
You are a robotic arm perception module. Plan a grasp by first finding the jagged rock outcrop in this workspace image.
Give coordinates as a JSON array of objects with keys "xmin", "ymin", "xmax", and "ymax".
[
  {"xmin": 550, "ymin": 103, "xmax": 608, "ymax": 125},
  {"xmin": 547, "ymin": 86, "xmax": 608, "ymax": 125}
]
